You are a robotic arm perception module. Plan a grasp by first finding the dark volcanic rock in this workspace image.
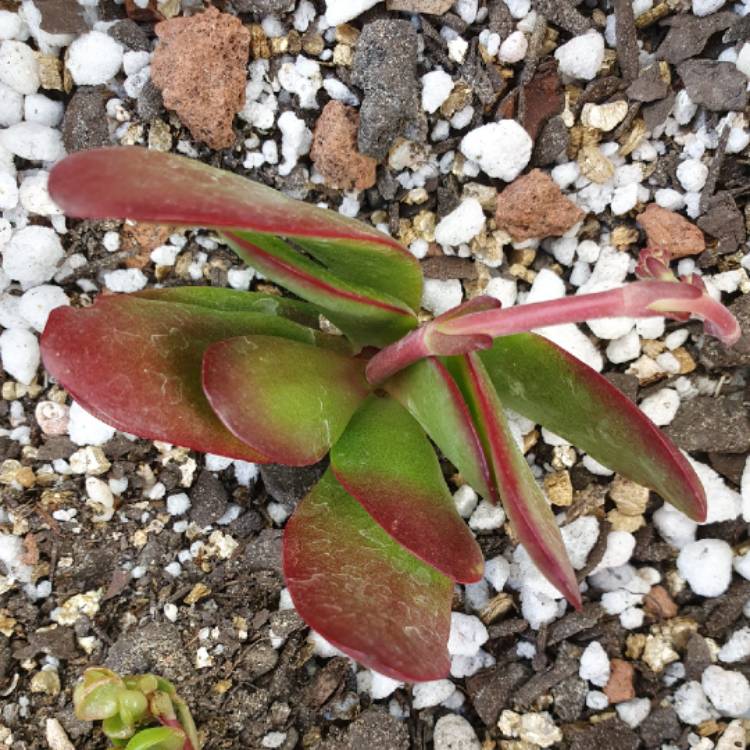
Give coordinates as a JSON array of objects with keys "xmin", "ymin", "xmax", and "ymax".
[
  {"xmin": 552, "ymin": 676, "xmax": 588, "ymax": 722},
  {"xmin": 677, "ymin": 60, "xmax": 748, "ymax": 112},
  {"xmin": 568, "ymin": 718, "xmax": 640, "ymax": 750},
  {"xmin": 466, "ymin": 662, "xmax": 531, "ymax": 725},
  {"xmin": 108, "ymin": 19, "xmax": 151, "ymax": 51},
  {"xmin": 684, "ymin": 633, "xmax": 713, "ymax": 681},
  {"xmin": 323, "ymin": 708, "xmax": 409, "ymax": 750},
  {"xmin": 665, "ymin": 396, "xmax": 750, "ymax": 454},
  {"xmin": 260, "ymin": 461, "xmax": 326, "ymax": 510},
  {"xmin": 36, "ymin": 0, "xmax": 87, "ymax": 34},
  {"xmin": 189, "ymin": 469, "xmax": 229, "ymax": 526},
  {"xmin": 627, "ymin": 64, "xmax": 668, "ymax": 102},
  {"xmin": 233, "ymin": 0, "xmax": 291, "ymax": 11},
  {"xmin": 62, "ymin": 88, "xmax": 112, "ymax": 152},
  {"xmin": 700, "ymin": 293, "xmax": 750, "ymax": 368},
  {"xmin": 351, "ymin": 19, "xmax": 423, "ymax": 160},
  {"xmin": 697, "ymin": 192, "xmax": 746, "ymax": 254},
  {"xmin": 657, "ymin": 12, "xmax": 737, "ymax": 65},
  {"xmin": 639, "ymin": 706, "xmax": 681, "ymax": 747},
  {"xmin": 137, "ymin": 79, "xmax": 165, "ymax": 121}
]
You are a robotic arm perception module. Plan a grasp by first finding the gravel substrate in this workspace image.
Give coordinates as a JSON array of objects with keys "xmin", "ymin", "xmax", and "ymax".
[{"xmin": 1, "ymin": 0, "xmax": 750, "ymax": 748}]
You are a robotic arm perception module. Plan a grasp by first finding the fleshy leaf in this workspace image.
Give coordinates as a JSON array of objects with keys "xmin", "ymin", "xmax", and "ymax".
[
  {"xmin": 202, "ymin": 336, "xmax": 370, "ymax": 466},
  {"xmin": 480, "ymin": 333, "xmax": 707, "ymax": 521},
  {"xmin": 223, "ymin": 231, "xmax": 418, "ymax": 348},
  {"xmin": 331, "ymin": 395, "xmax": 484, "ymax": 583},
  {"xmin": 135, "ymin": 286, "xmax": 320, "ymax": 328},
  {"xmin": 41, "ymin": 296, "xmax": 335, "ymax": 461},
  {"xmin": 123, "ymin": 727, "xmax": 185, "ymax": 750},
  {"xmin": 48, "ymin": 147, "xmax": 422, "ymax": 309},
  {"xmin": 385, "ymin": 358, "xmax": 493, "ymax": 500},
  {"xmin": 448, "ymin": 354, "xmax": 582, "ymax": 609},
  {"xmin": 284, "ymin": 471, "xmax": 453, "ymax": 681}
]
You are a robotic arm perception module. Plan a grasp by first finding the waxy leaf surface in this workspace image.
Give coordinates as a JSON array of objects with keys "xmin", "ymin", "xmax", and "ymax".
[
  {"xmin": 331, "ymin": 395, "xmax": 484, "ymax": 583},
  {"xmin": 49, "ymin": 147, "xmax": 422, "ymax": 310},
  {"xmin": 224, "ymin": 231, "xmax": 417, "ymax": 348},
  {"xmin": 42, "ymin": 295, "xmax": 330, "ymax": 461},
  {"xmin": 448, "ymin": 354, "xmax": 582, "ymax": 609},
  {"xmin": 480, "ymin": 334, "xmax": 706, "ymax": 521},
  {"xmin": 386, "ymin": 359, "xmax": 493, "ymax": 500},
  {"xmin": 284, "ymin": 471, "xmax": 453, "ymax": 681},
  {"xmin": 202, "ymin": 336, "xmax": 370, "ymax": 466}
]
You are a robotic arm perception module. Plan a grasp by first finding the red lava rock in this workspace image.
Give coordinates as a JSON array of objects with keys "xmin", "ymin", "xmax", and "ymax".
[
  {"xmin": 637, "ymin": 204, "xmax": 706, "ymax": 258},
  {"xmin": 495, "ymin": 169, "xmax": 585, "ymax": 241},
  {"xmin": 310, "ymin": 101, "xmax": 377, "ymax": 192},
  {"xmin": 643, "ymin": 585, "xmax": 679, "ymax": 620},
  {"xmin": 124, "ymin": 0, "xmax": 163, "ymax": 22},
  {"xmin": 603, "ymin": 659, "xmax": 636, "ymax": 704},
  {"xmin": 151, "ymin": 7, "xmax": 250, "ymax": 150}
]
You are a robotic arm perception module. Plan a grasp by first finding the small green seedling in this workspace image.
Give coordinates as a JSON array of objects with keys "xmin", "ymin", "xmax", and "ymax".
[{"xmin": 73, "ymin": 668, "xmax": 200, "ymax": 750}]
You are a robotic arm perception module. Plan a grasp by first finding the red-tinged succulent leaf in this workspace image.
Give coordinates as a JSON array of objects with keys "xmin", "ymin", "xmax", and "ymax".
[
  {"xmin": 135, "ymin": 286, "xmax": 320, "ymax": 328},
  {"xmin": 284, "ymin": 470, "xmax": 453, "ymax": 681},
  {"xmin": 41, "ymin": 296, "xmax": 334, "ymax": 461},
  {"xmin": 385, "ymin": 359, "xmax": 493, "ymax": 501},
  {"xmin": 480, "ymin": 334, "xmax": 707, "ymax": 521},
  {"xmin": 293, "ymin": 237, "xmax": 422, "ymax": 314},
  {"xmin": 202, "ymin": 336, "xmax": 370, "ymax": 466},
  {"xmin": 331, "ymin": 395, "xmax": 484, "ymax": 583},
  {"xmin": 49, "ymin": 147, "xmax": 422, "ymax": 310},
  {"xmin": 448, "ymin": 354, "xmax": 582, "ymax": 609},
  {"xmin": 224, "ymin": 231, "xmax": 418, "ymax": 348}
]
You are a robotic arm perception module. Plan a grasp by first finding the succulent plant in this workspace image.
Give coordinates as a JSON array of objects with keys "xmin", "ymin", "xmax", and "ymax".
[
  {"xmin": 43, "ymin": 147, "xmax": 739, "ymax": 681},
  {"xmin": 73, "ymin": 668, "xmax": 199, "ymax": 750}
]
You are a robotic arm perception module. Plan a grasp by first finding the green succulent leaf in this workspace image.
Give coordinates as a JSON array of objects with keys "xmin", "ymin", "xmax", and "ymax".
[
  {"xmin": 223, "ymin": 231, "xmax": 418, "ymax": 348},
  {"xmin": 103, "ymin": 714, "xmax": 135, "ymax": 741},
  {"xmin": 284, "ymin": 470, "xmax": 453, "ymax": 682},
  {"xmin": 41, "ymin": 295, "xmax": 340, "ymax": 462},
  {"xmin": 480, "ymin": 334, "xmax": 707, "ymax": 521},
  {"xmin": 123, "ymin": 727, "xmax": 185, "ymax": 750},
  {"xmin": 331, "ymin": 395, "xmax": 484, "ymax": 583},
  {"xmin": 385, "ymin": 358, "xmax": 493, "ymax": 500},
  {"xmin": 74, "ymin": 669, "xmax": 125, "ymax": 721},
  {"xmin": 447, "ymin": 354, "xmax": 582, "ymax": 609},
  {"xmin": 48, "ymin": 146, "xmax": 422, "ymax": 312},
  {"xmin": 202, "ymin": 336, "xmax": 371, "ymax": 466}
]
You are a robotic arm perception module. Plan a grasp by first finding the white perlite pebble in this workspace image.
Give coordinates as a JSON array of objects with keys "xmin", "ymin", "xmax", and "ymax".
[
  {"xmin": 0, "ymin": 82, "xmax": 22, "ymax": 127},
  {"xmin": 324, "ymin": 0, "xmax": 380, "ymax": 25},
  {"xmin": 689, "ymin": 457, "xmax": 741, "ymax": 524},
  {"xmin": 639, "ymin": 388, "xmax": 680, "ymax": 426},
  {"xmin": 484, "ymin": 556, "xmax": 510, "ymax": 591},
  {"xmin": 653, "ymin": 504, "xmax": 697, "ymax": 549},
  {"xmin": 737, "ymin": 43, "xmax": 750, "ymax": 78},
  {"xmin": 0, "ymin": 40, "xmax": 39, "ymax": 94},
  {"xmin": 616, "ymin": 698, "xmax": 651, "ymax": 728},
  {"xmin": 24, "ymin": 93, "xmax": 64, "ymax": 127},
  {"xmin": 0, "ymin": 10, "xmax": 22, "ymax": 40},
  {"xmin": 676, "ymin": 159, "xmax": 708, "ymax": 193},
  {"xmin": 0, "ymin": 171, "xmax": 17, "ymax": 210},
  {"xmin": 719, "ymin": 627, "xmax": 750, "ymax": 664},
  {"xmin": 3, "ymin": 226, "xmax": 63, "ymax": 286},
  {"xmin": 66, "ymin": 31, "xmax": 123, "ymax": 86},
  {"xmin": 412, "ymin": 679, "xmax": 455, "ymax": 709},
  {"xmin": 742, "ymin": 456, "xmax": 750, "ymax": 522},
  {"xmin": 702, "ymin": 665, "xmax": 750, "ymax": 717},
  {"xmin": 674, "ymin": 681, "xmax": 717, "ymax": 725},
  {"xmin": 68, "ymin": 401, "xmax": 116, "ymax": 447},
  {"xmin": 422, "ymin": 69, "xmax": 454, "ymax": 114},
  {"xmin": 499, "ymin": 31, "xmax": 528, "ymax": 64},
  {"xmin": 435, "ymin": 198, "xmax": 486, "ymax": 247},
  {"xmin": 460, "ymin": 121, "xmax": 532, "ymax": 181},
  {"xmin": 554, "ymin": 32, "xmax": 605, "ymax": 81},
  {"xmin": 562, "ymin": 515, "xmax": 600, "ymax": 570},
  {"xmin": 677, "ymin": 539, "xmax": 733, "ymax": 597},
  {"xmin": 579, "ymin": 641, "xmax": 610, "ymax": 687},
  {"xmin": 0, "ymin": 122, "xmax": 64, "ymax": 162},
  {"xmin": 0, "ymin": 327, "xmax": 39, "ymax": 384},
  {"xmin": 277, "ymin": 110, "xmax": 311, "ymax": 177},
  {"xmin": 468, "ymin": 499, "xmax": 505, "ymax": 531},
  {"xmin": 104, "ymin": 268, "xmax": 148, "ymax": 293},
  {"xmin": 422, "ymin": 278, "xmax": 463, "ymax": 317},
  {"xmin": 433, "ymin": 715, "xmax": 481, "ymax": 750},
  {"xmin": 18, "ymin": 285, "xmax": 69, "ymax": 332},
  {"xmin": 361, "ymin": 670, "xmax": 402, "ymax": 700},
  {"xmin": 447, "ymin": 613, "xmax": 488, "ymax": 657},
  {"xmin": 693, "ymin": 0, "xmax": 726, "ymax": 16},
  {"xmin": 166, "ymin": 493, "xmax": 191, "ymax": 517}
]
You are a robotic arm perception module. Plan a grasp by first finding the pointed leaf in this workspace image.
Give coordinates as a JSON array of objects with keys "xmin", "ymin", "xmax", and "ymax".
[
  {"xmin": 41, "ymin": 296, "xmax": 333, "ymax": 461},
  {"xmin": 202, "ymin": 336, "xmax": 370, "ymax": 466},
  {"xmin": 480, "ymin": 334, "xmax": 706, "ymax": 521},
  {"xmin": 284, "ymin": 470, "xmax": 453, "ymax": 681},
  {"xmin": 49, "ymin": 147, "xmax": 422, "ymax": 309},
  {"xmin": 448, "ymin": 354, "xmax": 582, "ymax": 609},
  {"xmin": 386, "ymin": 358, "xmax": 493, "ymax": 500},
  {"xmin": 123, "ymin": 727, "xmax": 185, "ymax": 750},
  {"xmin": 331, "ymin": 395, "xmax": 484, "ymax": 583},
  {"xmin": 223, "ymin": 231, "xmax": 417, "ymax": 348}
]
